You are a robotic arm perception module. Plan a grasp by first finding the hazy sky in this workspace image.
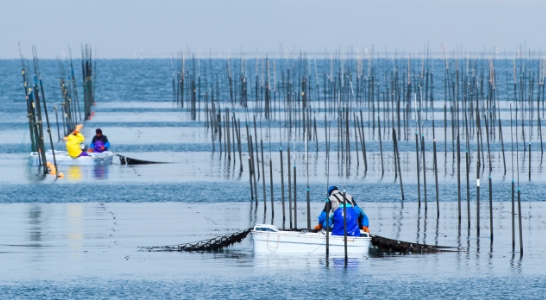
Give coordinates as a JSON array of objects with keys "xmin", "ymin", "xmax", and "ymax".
[{"xmin": 2, "ymin": 0, "xmax": 545, "ymax": 59}]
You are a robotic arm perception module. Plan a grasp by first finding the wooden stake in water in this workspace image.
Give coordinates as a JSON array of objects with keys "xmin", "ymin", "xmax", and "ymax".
[
  {"xmin": 53, "ymin": 105, "xmax": 61, "ymax": 141},
  {"xmin": 253, "ymin": 115, "xmax": 260, "ymax": 181},
  {"xmin": 444, "ymin": 104, "xmax": 448, "ymax": 171},
  {"xmin": 359, "ymin": 110, "xmax": 368, "ymax": 173},
  {"xmin": 529, "ymin": 142, "xmax": 531, "ymax": 181},
  {"xmin": 510, "ymin": 104, "xmax": 515, "ymax": 252},
  {"xmin": 354, "ymin": 114, "xmax": 360, "ymax": 169},
  {"xmin": 489, "ymin": 174, "xmax": 493, "ymax": 247},
  {"xmin": 515, "ymin": 105, "xmax": 523, "ymax": 255},
  {"xmin": 378, "ymin": 114, "xmax": 385, "ymax": 177},
  {"xmin": 226, "ymin": 109, "xmax": 231, "ymax": 161},
  {"xmin": 306, "ymin": 135, "xmax": 311, "ymax": 229},
  {"xmin": 249, "ymin": 135, "xmax": 258, "ymax": 203},
  {"xmin": 539, "ymin": 116, "xmax": 544, "ymax": 165},
  {"xmin": 476, "ymin": 154, "xmax": 481, "ymax": 238},
  {"xmin": 433, "ymin": 137, "xmax": 439, "ymax": 217},
  {"xmin": 421, "ymin": 134, "xmax": 428, "ymax": 211},
  {"xmin": 36, "ymin": 69, "xmax": 59, "ymax": 177},
  {"xmin": 510, "ymin": 179, "xmax": 516, "ymax": 252},
  {"xmin": 314, "ymin": 116, "xmax": 319, "ymax": 152},
  {"xmin": 325, "ymin": 118, "xmax": 331, "ymax": 261},
  {"xmin": 415, "ymin": 132, "xmax": 421, "ymax": 208},
  {"xmin": 248, "ymin": 156, "xmax": 254, "ymax": 201},
  {"xmin": 393, "ymin": 128, "xmax": 405, "ymax": 200},
  {"xmin": 342, "ymin": 190, "xmax": 348, "ymax": 264},
  {"xmin": 457, "ymin": 134, "xmax": 461, "ymax": 224},
  {"xmin": 261, "ymin": 139, "xmax": 267, "ymax": 214},
  {"xmin": 518, "ymin": 187, "xmax": 523, "ymax": 256},
  {"xmin": 269, "ymin": 157, "xmax": 274, "ymax": 224},
  {"xmin": 484, "ymin": 115, "xmax": 492, "ymax": 174},
  {"xmin": 466, "ymin": 150, "xmax": 471, "ymax": 232},
  {"xmin": 287, "ymin": 146, "xmax": 292, "ymax": 229},
  {"xmin": 499, "ymin": 118, "xmax": 507, "ymax": 175},
  {"xmin": 393, "ymin": 122, "xmax": 398, "ymax": 180},
  {"xmin": 280, "ymin": 148, "xmax": 286, "ymax": 228},
  {"xmin": 235, "ymin": 116, "xmax": 243, "ymax": 172},
  {"xmin": 293, "ymin": 162, "xmax": 297, "ymax": 230}
]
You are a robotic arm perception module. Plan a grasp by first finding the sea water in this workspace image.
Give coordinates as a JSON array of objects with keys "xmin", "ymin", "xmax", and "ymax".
[
  {"xmin": 1, "ymin": 200, "xmax": 545, "ymax": 299},
  {"xmin": 1, "ymin": 58, "xmax": 546, "ymax": 299}
]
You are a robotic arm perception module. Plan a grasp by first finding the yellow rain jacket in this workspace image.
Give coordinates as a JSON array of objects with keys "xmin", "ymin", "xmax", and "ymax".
[{"xmin": 65, "ymin": 132, "xmax": 85, "ymax": 158}]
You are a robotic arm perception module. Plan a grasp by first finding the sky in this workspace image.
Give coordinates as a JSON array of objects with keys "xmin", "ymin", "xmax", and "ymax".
[{"xmin": 2, "ymin": 0, "xmax": 546, "ymax": 59}]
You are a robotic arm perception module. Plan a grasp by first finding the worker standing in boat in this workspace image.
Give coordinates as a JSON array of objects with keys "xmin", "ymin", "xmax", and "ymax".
[
  {"xmin": 314, "ymin": 186, "xmax": 370, "ymax": 236},
  {"xmin": 64, "ymin": 124, "xmax": 89, "ymax": 158},
  {"xmin": 89, "ymin": 128, "xmax": 110, "ymax": 152}
]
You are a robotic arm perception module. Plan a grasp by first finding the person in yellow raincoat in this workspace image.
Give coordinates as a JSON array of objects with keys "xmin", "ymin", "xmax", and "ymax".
[{"xmin": 63, "ymin": 124, "xmax": 89, "ymax": 158}]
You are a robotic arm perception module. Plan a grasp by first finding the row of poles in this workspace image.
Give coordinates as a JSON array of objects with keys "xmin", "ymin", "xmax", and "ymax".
[
  {"xmin": 21, "ymin": 45, "xmax": 96, "ymax": 178},
  {"xmin": 21, "ymin": 47, "xmax": 56, "ymax": 177},
  {"xmin": 169, "ymin": 49, "xmax": 543, "ymax": 255},
  {"xmin": 56, "ymin": 45, "xmax": 96, "ymax": 138}
]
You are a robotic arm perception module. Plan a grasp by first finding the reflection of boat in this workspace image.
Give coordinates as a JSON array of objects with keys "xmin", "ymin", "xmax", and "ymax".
[
  {"xmin": 29, "ymin": 150, "xmax": 114, "ymax": 166},
  {"xmin": 251, "ymin": 224, "xmax": 371, "ymax": 256},
  {"xmin": 60, "ymin": 165, "xmax": 110, "ymax": 181},
  {"xmin": 93, "ymin": 164, "xmax": 108, "ymax": 179},
  {"xmin": 67, "ymin": 165, "xmax": 83, "ymax": 180}
]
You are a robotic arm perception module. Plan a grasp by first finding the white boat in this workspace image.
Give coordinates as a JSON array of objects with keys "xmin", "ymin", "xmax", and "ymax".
[
  {"xmin": 29, "ymin": 149, "xmax": 114, "ymax": 166},
  {"xmin": 251, "ymin": 224, "xmax": 371, "ymax": 256}
]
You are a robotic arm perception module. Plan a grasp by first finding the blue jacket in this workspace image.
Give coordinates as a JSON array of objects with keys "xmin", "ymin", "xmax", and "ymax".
[
  {"xmin": 317, "ymin": 190, "xmax": 369, "ymax": 236},
  {"xmin": 90, "ymin": 135, "xmax": 110, "ymax": 152}
]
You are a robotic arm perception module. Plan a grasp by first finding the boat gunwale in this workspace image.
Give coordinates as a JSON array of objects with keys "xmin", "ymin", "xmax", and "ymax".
[{"xmin": 251, "ymin": 224, "xmax": 372, "ymax": 246}]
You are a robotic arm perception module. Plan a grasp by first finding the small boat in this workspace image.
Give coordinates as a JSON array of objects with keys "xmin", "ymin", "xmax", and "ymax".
[
  {"xmin": 251, "ymin": 224, "xmax": 371, "ymax": 256},
  {"xmin": 29, "ymin": 149, "xmax": 114, "ymax": 166}
]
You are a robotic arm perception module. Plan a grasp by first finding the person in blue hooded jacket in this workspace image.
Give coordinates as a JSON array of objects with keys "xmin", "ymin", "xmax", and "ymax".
[
  {"xmin": 314, "ymin": 186, "xmax": 370, "ymax": 236},
  {"xmin": 89, "ymin": 128, "xmax": 110, "ymax": 153}
]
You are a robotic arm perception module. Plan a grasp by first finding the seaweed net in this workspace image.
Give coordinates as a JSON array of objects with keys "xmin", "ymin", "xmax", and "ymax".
[
  {"xmin": 116, "ymin": 154, "xmax": 168, "ymax": 165},
  {"xmin": 139, "ymin": 227, "xmax": 462, "ymax": 254},
  {"xmin": 141, "ymin": 227, "xmax": 253, "ymax": 252},
  {"xmin": 371, "ymin": 234, "xmax": 462, "ymax": 254}
]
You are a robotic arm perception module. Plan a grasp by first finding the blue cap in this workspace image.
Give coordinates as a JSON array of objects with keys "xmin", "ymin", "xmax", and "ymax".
[{"xmin": 328, "ymin": 186, "xmax": 338, "ymax": 196}]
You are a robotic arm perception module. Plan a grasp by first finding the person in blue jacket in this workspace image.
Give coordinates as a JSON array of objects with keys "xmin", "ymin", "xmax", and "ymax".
[
  {"xmin": 89, "ymin": 128, "xmax": 111, "ymax": 153},
  {"xmin": 314, "ymin": 186, "xmax": 370, "ymax": 236}
]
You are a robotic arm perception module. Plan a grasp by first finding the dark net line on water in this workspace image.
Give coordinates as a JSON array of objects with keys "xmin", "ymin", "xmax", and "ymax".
[
  {"xmin": 370, "ymin": 234, "xmax": 460, "ymax": 254},
  {"xmin": 140, "ymin": 227, "xmax": 460, "ymax": 254},
  {"xmin": 141, "ymin": 228, "xmax": 253, "ymax": 252}
]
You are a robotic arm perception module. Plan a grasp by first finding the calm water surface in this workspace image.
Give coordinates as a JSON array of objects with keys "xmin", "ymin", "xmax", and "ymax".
[
  {"xmin": 1, "ymin": 59, "xmax": 546, "ymax": 299},
  {"xmin": 1, "ymin": 201, "xmax": 545, "ymax": 299}
]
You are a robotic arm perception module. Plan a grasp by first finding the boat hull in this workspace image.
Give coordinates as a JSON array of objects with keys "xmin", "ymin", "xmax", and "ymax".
[
  {"xmin": 251, "ymin": 224, "xmax": 371, "ymax": 256},
  {"xmin": 29, "ymin": 150, "xmax": 114, "ymax": 166}
]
